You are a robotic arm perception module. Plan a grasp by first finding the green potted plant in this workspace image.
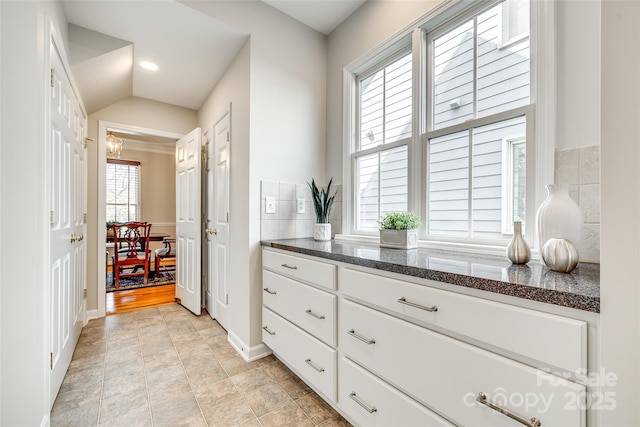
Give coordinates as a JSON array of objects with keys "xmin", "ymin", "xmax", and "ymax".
[
  {"xmin": 106, "ymin": 220, "xmax": 117, "ymax": 239},
  {"xmin": 308, "ymin": 178, "xmax": 338, "ymax": 241},
  {"xmin": 379, "ymin": 211, "xmax": 421, "ymax": 249}
]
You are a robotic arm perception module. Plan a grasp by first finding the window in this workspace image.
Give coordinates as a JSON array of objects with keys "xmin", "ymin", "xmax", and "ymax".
[
  {"xmin": 354, "ymin": 51, "xmax": 412, "ymax": 232},
  {"xmin": 426, "ymin": 1, "xmax": 531, "ymax": 240},
  {"xmin": 106, "ymin": 159, "xmax": 140, "ymax": 223},
  {"xmin": 346, "ymin": 0, "xmax": 539, "ymax": 245}
]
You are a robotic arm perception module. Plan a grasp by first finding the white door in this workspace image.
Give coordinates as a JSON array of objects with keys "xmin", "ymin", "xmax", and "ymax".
[
  {"xmin": 176, "ymin": 128, "xmax": 202, "ymax": 315},
  {"xmin": 204, "ymin": 129, "xmax": 215, "ymax": 317},
  {"xmin": 212, "ymin": 110, "xmax": 231, "ymax": 329},
  {"xmin": 49, "ymin": 40, "xmax": 86, "ymax": 407}
]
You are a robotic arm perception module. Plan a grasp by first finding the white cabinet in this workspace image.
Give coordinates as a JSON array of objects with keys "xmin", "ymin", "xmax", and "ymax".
[
  {"xmin": 341, "ymin": 299, "xmax": 586, "ymax": 426},
  {"xmin": 262, "ymin": 247, "xmax": 593, "ymax": 427},
  {"xmin": 341, "ymin": 267, "xmax": 587, "ymax": 373}
]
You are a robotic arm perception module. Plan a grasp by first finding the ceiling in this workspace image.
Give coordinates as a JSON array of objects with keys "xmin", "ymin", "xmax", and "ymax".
[{"xmin": 62, "ymin": 0, "xmax": 366, "ymax": 115}]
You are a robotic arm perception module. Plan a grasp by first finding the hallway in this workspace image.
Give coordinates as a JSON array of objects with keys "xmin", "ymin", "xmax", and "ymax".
[{"xmin": 51, "ymin": 304, "xmax": 350, "ymax": 426}]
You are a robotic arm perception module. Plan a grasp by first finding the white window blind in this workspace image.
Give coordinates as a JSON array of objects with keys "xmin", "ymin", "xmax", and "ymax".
[
  {"xmin": 354, "ymin": 52, "xmax": 412, "ymax": 232},
  {"xmin": 106, "ymin": 159, "xmax": 140, "ymax": 223}
]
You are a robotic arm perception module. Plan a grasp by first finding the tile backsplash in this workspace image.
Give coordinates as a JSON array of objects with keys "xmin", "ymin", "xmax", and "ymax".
[
  {"xmin": 555, "ymin": 145, "xmax": 600, "ymax": 263},
  {"xmin": 260, "ymin": 180, "xmax": 342, "ymax": 241}
]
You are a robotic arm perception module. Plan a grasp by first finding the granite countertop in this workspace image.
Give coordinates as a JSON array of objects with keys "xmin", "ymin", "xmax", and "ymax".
[{"xmin": 261, "ymin": 238, "xmax": 600, "ymax": 313}]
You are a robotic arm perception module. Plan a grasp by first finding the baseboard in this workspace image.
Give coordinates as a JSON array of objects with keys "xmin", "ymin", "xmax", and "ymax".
[
  {"xmin": 41, "ymin": 414, "xmax": 49, "ymax": 427},
  {"xmin": 227, "ymin": 330, "xmax": 272, "ymax": 362},
  {"xmin": 85, "ymin": 309, "xmax": 99, "ymax": 324}
]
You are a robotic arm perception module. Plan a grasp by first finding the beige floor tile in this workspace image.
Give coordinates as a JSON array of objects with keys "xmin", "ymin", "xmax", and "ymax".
[
  {"xmin": 296, "ymin": 393, "xmax": 339, "ymax": 424},
  {"xmin": 220, "ymin": 354, "xmax": 259, "ymax": 377},
  {"xmin": 258, "ymin": 402, "xmax": 314, "ymax": 427},
  {"xmin": 167, "ymin": 412, "xmax": 208, "ymax": 427},
  {"xmin": 185, "ymin": 362, "xmax": 228, "ymax": 388},
  {"xmin": 256, "ymin": 354, "xmax": 277, "ymax": 366},
  {"xmin": 72, "ymin": 341, "xmax": 107, "ymax": 360},
  {"xmin": 279, "ymin": 376, "xmax": 313, "ymax": 400},
  {"xmin": 317, "ymin": 415, "xmax": 353, "ymax": 427},
  {"xmin": 202, "ymin": 395, "xmax": 257, "ymax": 427},
  {"xmin": 100, "ymin": 392, "xmax": 150, "ymax": 423},
  {"xmin": 103, "ymin": 353, "xmax": 144, "ymax": 379},
  {"xmin": 143, "ymin": 348, "xmax": 181, "ymax": 369},
  {"xmin": 50, "ymin": 387, "xmax": 101, "ymax": 415},
  {"xmin": 85, "ymin": 317, "xmax": 106, "ymax": 329},
  {"xmin": 151, "ymin": 390, "xmax": 201, "ymax": 427},
  {"xmin": 102, "ymin": 370, "xmax": 146, "ymax": 400},
  {"xmin": 261, "ymin": 358, "xmax": 295, "ymax": 383},
  {"xmin": 211, "ymin": 344, "xmax": 238, "ymax": 362},
  {"xmin": 58, "ymin": 366, "xmax": 103, "ymax": 394},
  {"xmin": 65, "ymin": 353, "xmax": 105, "ymax": 376},
  {"xmin": 230, "ymin": 367, "xmax": 274, "ymax": 394},
  {"xmin": 147, "ymin": 373, "xmax": 192, "ymax": 404},
  {"xmin": 243, "ymin": 382, "xmax": 293, "ymax": 417},
  {"xmin": 193, "ymin": 377, "xmax": 239, "ymax": 412},
  {"xmin": 50, "ymin": 401, "xmax": 100, "ymax": 427}
]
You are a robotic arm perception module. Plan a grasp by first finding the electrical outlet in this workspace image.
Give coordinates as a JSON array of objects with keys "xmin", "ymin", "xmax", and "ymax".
[
  {"xmin": 265, "ymin": 197, "xmax": 276, "ymax": 214},
  {"xmin": 297, "ymin": 198, "xmax": 305, "ymax": 214}
]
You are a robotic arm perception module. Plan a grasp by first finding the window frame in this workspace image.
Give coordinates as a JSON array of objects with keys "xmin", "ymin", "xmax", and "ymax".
[
  {"xmin": 342, "ymin": 0, "xmax": 554, "ymax": 252},
  {"xmin": 106, "ymin": 158, "xmax": 141, "ymax": 223}
]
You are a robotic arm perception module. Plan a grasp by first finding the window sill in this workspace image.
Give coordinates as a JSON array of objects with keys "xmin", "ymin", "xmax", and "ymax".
[{"xmin": 334, "ymin": 233, "xmax": 539, "ymax": 259}]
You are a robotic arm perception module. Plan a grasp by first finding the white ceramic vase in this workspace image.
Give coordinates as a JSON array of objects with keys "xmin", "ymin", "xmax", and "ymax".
[
  {"xmin": 536, "ymin": 184, "xmax": 583, "ymax": 266},
  {"xmin": 542, "ymin": 238, "xmax": 579, "ymax": 273},
  {"xmin": 314, "ymin": 223, "xmax": 331, "ymax": 241},
  {"xmin": 506, "ymin": 221, "xmax": 531, "ymax": 264}
]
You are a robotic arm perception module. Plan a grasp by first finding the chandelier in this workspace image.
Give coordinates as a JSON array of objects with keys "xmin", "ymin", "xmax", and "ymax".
[{"xmin": 106, "ymin": 132, "xmax": 124, "ymax": 159}]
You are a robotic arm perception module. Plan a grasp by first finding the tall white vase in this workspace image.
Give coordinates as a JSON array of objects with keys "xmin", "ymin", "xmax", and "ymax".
[{"xmin": 536, "ymin": 184, "xmax": 583, "ymax": 266}]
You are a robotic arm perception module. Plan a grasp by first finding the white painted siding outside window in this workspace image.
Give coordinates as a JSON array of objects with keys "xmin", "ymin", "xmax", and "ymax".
[
  {"xmin": 106, "ymin": 160, "xmax": 140, "ymax": 223},
  {"xmin": 355, "ymin": 52, "xmax": 412, "ymax": 231},
  {"xmin": 426, "ymin": 1, "xmax": 531, "ymax": 240}
]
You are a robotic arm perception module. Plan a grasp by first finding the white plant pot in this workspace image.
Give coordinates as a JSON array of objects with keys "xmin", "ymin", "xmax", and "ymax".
[
  {"xmin": 314, "ymin": 223, "xmax": 331, "ymax": 241},
  {"xmin": 379, "ymin": 229, "xmax": 418, "ymax": 249}
]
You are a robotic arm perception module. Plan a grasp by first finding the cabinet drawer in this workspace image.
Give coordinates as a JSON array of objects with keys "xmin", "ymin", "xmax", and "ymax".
[
  {"xmin": 263, "ymin": 249, "xmax": 336, "ymax": 290},
  {"xmin": 339, "ymin": 357, "xmax": 454, "ymax": 427},
  {"xmin": 262, "ymin": 307, "xmax": 337, "ymax": 401},
  {"xmin": 263, "ymin": 270, "xmax": 336, "ymax": 346},
  {"xmin": 340, "ymin": 300, "xmax": 585, "ymax": 427},
  {"xmin": 341, "ymin": 267, "xmax": 586, "ymax": 372}
]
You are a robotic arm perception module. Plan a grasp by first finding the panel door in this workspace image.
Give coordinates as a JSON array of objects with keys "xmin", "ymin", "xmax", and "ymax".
[{"xmin": 175, "ymin": 128, "xmax": 202, "ymax": 315}]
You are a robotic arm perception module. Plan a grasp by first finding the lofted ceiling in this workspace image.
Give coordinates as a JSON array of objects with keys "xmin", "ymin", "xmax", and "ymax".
[{"xmin": 62, "ymin": 0, "xmax": 366, "ymax": 116}]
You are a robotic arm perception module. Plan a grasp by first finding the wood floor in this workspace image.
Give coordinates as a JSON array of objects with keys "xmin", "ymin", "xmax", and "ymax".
[{"xmin": 106, "ymin": 284, "xmax": 176, "ymax": 315}]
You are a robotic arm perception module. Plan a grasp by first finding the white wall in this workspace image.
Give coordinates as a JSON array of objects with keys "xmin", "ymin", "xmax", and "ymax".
[
  {"xmin": 600, "ymin": 1, "xmax": 640, "ymax": 424},
  {"xmin": 188, "ymin": 0, "xmax": 327, "ymax": 356},
  {"xmin": 86, "ymin": 96, "xmax": 197, "ymax": 312},
  {"xmin": 0, "ymin": 1, "xmax": 69, "ymax": 424},
  {"xmin": 556, "ymin": 0, "xmax": 601, "ymax": 150}
]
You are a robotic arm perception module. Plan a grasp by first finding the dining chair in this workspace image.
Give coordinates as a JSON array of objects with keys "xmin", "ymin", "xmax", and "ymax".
[
  {"xmin": 111, "ymin": 222, "xmax": 152, "ymax": 288},
  {"xmin": 154, "ymin": 238, "xmax": 176, "ymax": 276}
]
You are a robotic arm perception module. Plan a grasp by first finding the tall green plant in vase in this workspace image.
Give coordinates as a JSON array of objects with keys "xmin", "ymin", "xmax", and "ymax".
[{"xmin": 308, "ymin": 178, "xmax": 337, "ymax": 241}]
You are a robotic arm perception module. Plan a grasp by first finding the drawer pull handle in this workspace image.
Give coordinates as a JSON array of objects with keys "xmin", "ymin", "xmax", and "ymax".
[
  {"xmin": 348, "ymin": 329, "xmax": 376, "ymax": 345},
  {"xmin": 281, "ymin": 263, "xmax": 298, "ymax": 270},
  {"xmin": 349, "ymin": 392, "xmax": 377, "ymax": 414},
  {"xmin": 262, "ymin": 326, "xmax": 276, "ymax": 336},
  {"xmin": 263, "ymin": 287, "xmax": 277, "ymax": 295},
  {"xmin": 304, "ymin": 358, "xmax": 325, "ymax": 372},
  {"xmin": 476, "ymin": 392, "xmax": 541, "ymax": 427},
  {"xmin": 398, "ymin": 297, "xmax": 438, "ymax": 312},
  {"xmin": 305, "ymin": 309, "xmax": 325, "ymax": 320}
]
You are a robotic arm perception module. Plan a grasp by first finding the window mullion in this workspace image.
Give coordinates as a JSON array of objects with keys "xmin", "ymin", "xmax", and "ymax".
[
  {"xmin": 467, "ymin": 128, "xmax": 473, "ymax": 238},
  {"xmin": 473, "ymin": 15, "xmax": 478, "ymax": 119}
]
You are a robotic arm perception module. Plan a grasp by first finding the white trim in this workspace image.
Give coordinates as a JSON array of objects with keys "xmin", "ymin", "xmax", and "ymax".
[
  {"xmin": 227, "ymin": 330, "xmax": 272, "ymax": 362},
  {"xmin": 122, "ymin": 139, "xmax": 175, "ymax": 155},
  {"xmin": 148, "ymin": 222, "xmax": 176, "ymax": 228},
  {"xmin": 40, "ymin": 415, "xmax": 49, "ymax": 427},
  {"xmin": 85, "ymin": 309, "xmax": 99, "ymax": 322},
  {"xmin": 97, "ymin": 121, "xmax": 184, "ymax": 318}
]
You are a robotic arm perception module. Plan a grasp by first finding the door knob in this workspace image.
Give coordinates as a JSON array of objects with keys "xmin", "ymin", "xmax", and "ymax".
[{"xmin": 205, "ymin": 228, "xmax": 218, "ymax": 235}]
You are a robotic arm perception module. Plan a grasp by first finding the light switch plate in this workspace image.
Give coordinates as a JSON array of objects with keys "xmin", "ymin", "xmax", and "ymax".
[
  {"xmin": 265, "ymin": 197, "xmax": 276, "ymax": 214},
  {"xmin": 297, "ymin": 198, "xmax": 305, "ymax": 214}
]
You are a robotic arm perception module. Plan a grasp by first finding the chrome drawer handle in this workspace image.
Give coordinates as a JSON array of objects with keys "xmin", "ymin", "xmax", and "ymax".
[
  {"xmin": 262, "ymin": 326, "xmax": 276, "ymax": 336},
  {"xmin": 304, "ymin": 358, "xmax": 325, "ymax": 372},
  {"xmin": 305, "ymin": 309, "xmax": 325, "ymax": 320},
  {"xmin": 398, "ymin": 297, "xmax": 438, "ymax": 312},
  {"xmin": 281, "ymin": 263, "xmax": 298, "ymax": 270},
  {"xmin": 476, "ymin": 392, "xmax": 541, "ymax": 427},
  {"xmin": 263, "ymin": 287, "xmax": 277, "ymax": 295},
  {"xmin": 349, "ymin": 392, "xmax": 377, "ymax": 414},
  {"xmin": 348, "ymin": 329, "xmax": 376, "ymax": 345}
]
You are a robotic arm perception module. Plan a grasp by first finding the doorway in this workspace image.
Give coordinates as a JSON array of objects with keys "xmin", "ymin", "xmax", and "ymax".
[{"xmin": 97, "ymin": 121, "xmax": 183, "ymax": 317}]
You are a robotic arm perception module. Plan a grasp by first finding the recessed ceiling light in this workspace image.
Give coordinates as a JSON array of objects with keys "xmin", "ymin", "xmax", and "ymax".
[{"xmin": 140, "ymin": 61, "xmax": 158, "ymax": 71}]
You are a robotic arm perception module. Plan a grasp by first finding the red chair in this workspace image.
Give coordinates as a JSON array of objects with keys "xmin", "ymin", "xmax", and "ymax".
[
  {"xmin": 111, "ymin": 222, "xmax": 152, "ymax": 288},
  {"xmin": 155, "ymin": 238, "xmax": 176, "ymax": 276}
]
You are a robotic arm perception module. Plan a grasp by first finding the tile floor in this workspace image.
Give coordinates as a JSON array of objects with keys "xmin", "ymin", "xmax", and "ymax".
[{"xmin": 51, "ymin": 304, "xmax": 351, "ymax": 427}]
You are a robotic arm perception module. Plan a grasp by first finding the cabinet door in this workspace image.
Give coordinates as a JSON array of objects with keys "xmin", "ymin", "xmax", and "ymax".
[
  {"xmin": 263, "ymin": 308, "xmax": 337, "ymax": 401},
  {"xmin": 263, "ymin": 270, "xmax": 336, "ymax": 346},
  {"xmin": 339, "ymin": 357, "xmax": 455, "ymax": 427},
  {"xmin": 340, "ymin": 300, "xmax": 585, "ymax": 427}
]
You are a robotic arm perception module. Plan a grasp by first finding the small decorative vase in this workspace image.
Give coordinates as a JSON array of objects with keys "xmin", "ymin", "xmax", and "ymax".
[
  {"xmin": 506, "ymin": 221, "xmax": 531, "ymax": 264},
  {"xmin": 542, "ymin": 238, "xmax": 579, "ymax": 273},
  {"xmin": 314, "ymin": 223, "xmax": 331, "ymax": 241},
  {"xmin": 536, "ymin": 184, "xmax": 583, "ymax": 266},
  {"xmin": 379, "ymin": 229, "xmax": 418, "ymax": 249}
]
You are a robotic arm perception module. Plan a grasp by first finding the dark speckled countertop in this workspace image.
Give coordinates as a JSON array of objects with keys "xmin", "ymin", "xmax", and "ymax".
[{"xmin": 261, "ymin": 238, "xmax": 600, "ymax": 313}]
